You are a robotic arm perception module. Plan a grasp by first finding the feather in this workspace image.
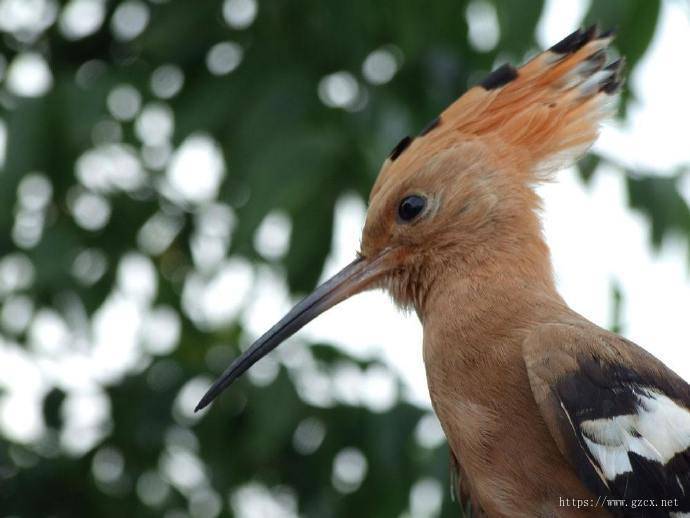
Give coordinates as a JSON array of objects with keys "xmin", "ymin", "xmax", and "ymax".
[
  {"xmin": 524, "ymin": 323, "xmax": 690, "ymax": 515},
  {"xmin": 406, "ymin": 26, "xmax": 623, "ymax": 181}
]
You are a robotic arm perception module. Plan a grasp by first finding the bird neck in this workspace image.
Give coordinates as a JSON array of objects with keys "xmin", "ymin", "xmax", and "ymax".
[
  {"xmin": 417, "ymin": 229, "xmax": 563, "ymax": 333},
  {"xmin": 417, "ymin": 230, "xmax": 568, "ymax": 418}
]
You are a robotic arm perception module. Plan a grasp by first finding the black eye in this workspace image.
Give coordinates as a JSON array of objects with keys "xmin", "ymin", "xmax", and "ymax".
[{"xmin": 398, "ymin": 195, "xmax": 426, "ymax": 222}]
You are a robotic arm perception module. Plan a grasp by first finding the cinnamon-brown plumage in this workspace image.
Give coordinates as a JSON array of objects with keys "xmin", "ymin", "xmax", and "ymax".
[{"xmin": 197, "ymin": 26, "xmax": 690, "ymax": 517}]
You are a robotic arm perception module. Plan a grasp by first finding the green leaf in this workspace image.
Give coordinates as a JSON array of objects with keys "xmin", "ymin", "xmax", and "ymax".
[
  {"xmin": 626, "ymin": 173, "xmax": 690, "ymax": 248},
  {"xmin": 577, "ymin": 154, "xmax": 600, "ymax": 185},
  {"xmin": 492, "ymin": 0, "xmax": 544, "ymax": 58}
]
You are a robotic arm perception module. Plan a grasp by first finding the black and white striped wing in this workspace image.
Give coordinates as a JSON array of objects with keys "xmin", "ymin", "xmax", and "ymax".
[{"xmin": 523, "ymin": 324, "xmax": 690, "ymax": 516}]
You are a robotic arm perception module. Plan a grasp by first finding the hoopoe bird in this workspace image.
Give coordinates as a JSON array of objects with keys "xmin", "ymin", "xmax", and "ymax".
[{"xmin": 196, "ymin": 27, "xmax": 690, "ymax": 516}]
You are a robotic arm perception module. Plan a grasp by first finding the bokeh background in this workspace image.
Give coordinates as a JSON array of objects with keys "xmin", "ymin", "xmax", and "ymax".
[{"xmin": 1, "ymin": 0, "xmax": 689, "ymax": 516}]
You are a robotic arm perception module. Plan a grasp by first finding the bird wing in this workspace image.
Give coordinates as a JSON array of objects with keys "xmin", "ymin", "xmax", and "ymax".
[{"xmin": 523, "ymin": 322, "xmax": 690, "ymax": 513}]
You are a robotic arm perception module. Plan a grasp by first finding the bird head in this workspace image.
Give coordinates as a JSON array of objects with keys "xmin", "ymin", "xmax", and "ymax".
[
  {"xmin": 360, "ymin": 134, "xmax": 529, "ymax": 311},
  {"xmin": 196, "ymin": 26, "xmax": 624, "ymax": 411}
]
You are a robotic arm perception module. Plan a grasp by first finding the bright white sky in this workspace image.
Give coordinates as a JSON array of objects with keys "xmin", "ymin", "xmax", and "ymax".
[{"xmin": 298, "ymin": 0, "xmax": 690, "ymax": 407}]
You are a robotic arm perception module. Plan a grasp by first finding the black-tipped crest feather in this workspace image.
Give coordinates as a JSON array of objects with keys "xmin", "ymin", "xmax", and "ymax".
[
  {"xmin": 550, "ymin": 24, "xmax": 600, "ymax": 54},
  {"xmin": 480, "ymin": 63, "xmax": 518, "ymax": 90},
  {"xmin": 389, "ymin": 136, "xmax": 413, "ymax": 161}
]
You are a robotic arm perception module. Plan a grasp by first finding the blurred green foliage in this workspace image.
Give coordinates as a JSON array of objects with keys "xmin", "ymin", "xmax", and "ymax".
[{"xmin": 0, "ymin": 0, "xmax": 683, "ymax": 517}]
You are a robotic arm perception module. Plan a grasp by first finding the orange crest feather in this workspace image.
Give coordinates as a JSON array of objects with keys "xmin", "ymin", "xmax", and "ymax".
[{"xmin": 383, "ymin": 26, "xmax": 624, "ymax": 184}]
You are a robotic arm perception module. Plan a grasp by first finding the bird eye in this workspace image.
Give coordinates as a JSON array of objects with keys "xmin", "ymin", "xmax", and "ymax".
[{"xmin": 398, "ymin": 195, "xmax": 427, "ymax": 222}]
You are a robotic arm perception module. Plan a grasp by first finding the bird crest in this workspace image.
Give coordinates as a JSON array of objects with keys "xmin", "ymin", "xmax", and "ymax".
[{"xmin": 373, "ymin": 25, "xmax": 625, "ymax": 201}]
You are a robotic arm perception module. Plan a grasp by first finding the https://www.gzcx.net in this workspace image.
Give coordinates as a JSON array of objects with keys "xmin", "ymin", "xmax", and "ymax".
[{"xmin": 559, "ymin": 496, "xmax": 681, "ymax": 511}]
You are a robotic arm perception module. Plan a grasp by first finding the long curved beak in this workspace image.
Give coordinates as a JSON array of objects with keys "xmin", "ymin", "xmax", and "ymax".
[{"xmin": 195, "ymin": 253, "xmax": 390, "ymax": 412}]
